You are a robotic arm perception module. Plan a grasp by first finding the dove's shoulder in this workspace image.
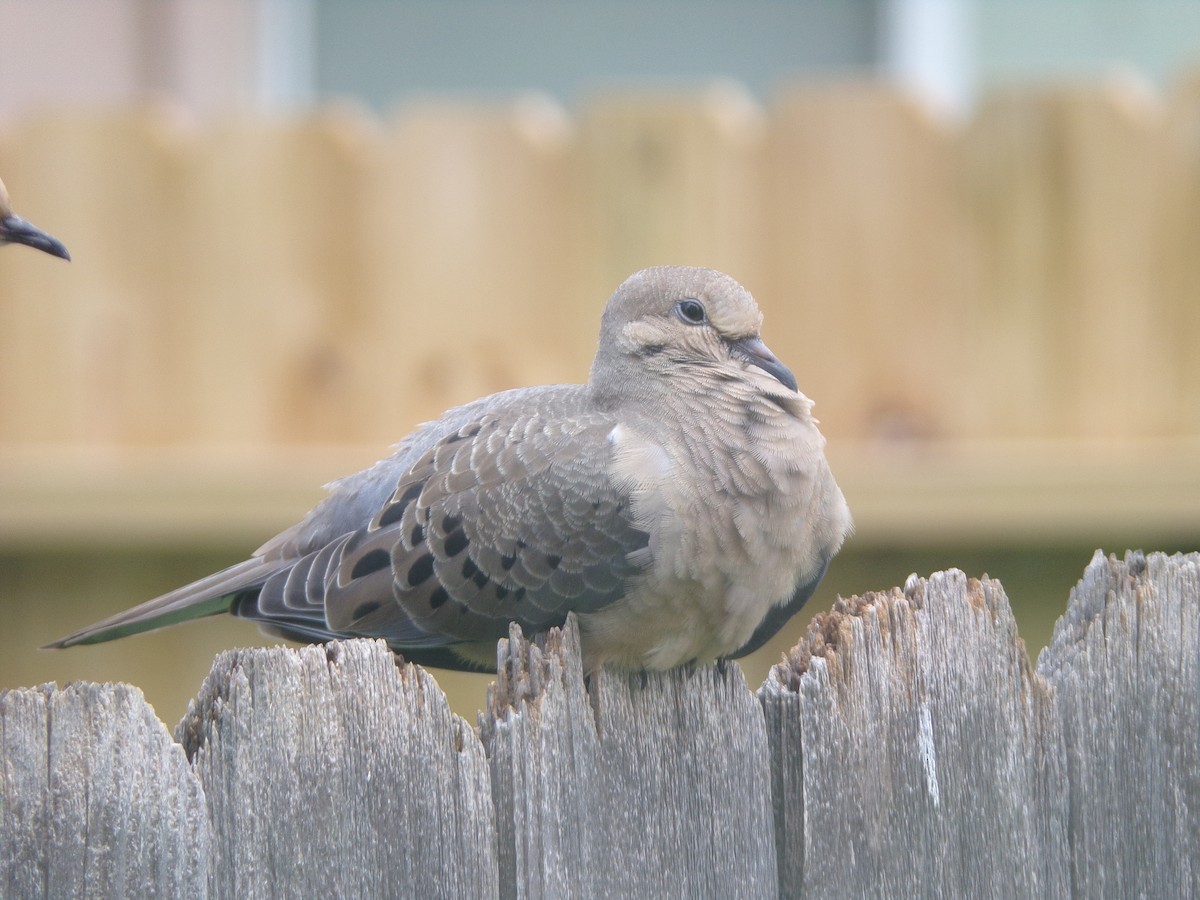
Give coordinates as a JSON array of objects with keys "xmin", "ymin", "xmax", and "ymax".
[{"xmin": 258, "ymin": 383, "xmax": 603, "ymax": 560}]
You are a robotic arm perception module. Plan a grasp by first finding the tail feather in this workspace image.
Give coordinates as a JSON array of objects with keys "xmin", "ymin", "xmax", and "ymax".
[{"xmin": 44, "ymin": 557, "xmax": 291, "ymax": 648}]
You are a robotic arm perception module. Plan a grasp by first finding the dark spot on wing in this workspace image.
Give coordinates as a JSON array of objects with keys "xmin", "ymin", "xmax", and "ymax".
[
  {"xmin": 429, "ymin": 586, "xmax": 449, "ymax": 609},
  {"xmin": 406, "ymin": 554, "xmax": 435, "ymax": 587},
  {"xmin": 411, "ymin": 524, "xmax": 425, "ymax": 546},
  {"xmin": 472, "ymin": 570, "xmax": 489, "ymax": 589},
  {"xmin": 444, "ymin": 529, "xmax": 469, "ymax": 557},
  {"xmin": 500, "ymin": 553, "xmax": 517, "ymax": 570},
  {"xmin": 378, "ymin": 481, "xmax": 423, "ymax": 529},
  {"xmin": 351, "ymin": 549, "xmax": 391, "ymax": 580},
  {"xmin": 442, "ymin": 513, "xmax": 462, "ymax": 534},
  {"xmin": 378, "ymin": 503, "xmax": 404, "ymax": 529},
  {"xmin": 546, "ymin": 554, "xmax": 561, "ymax": 570},
  {"xmin": 441, "ymin": 422, "xmax": 483, "ymax": 446},
  {"xmin": 495, "ymin": 585, "xmax": 509, "ymax": 600},
  {"xmin": 462, "ymin": 557, "xmax": 479, "ymax": 580},
  {"xmin": 352, "ymin": 600, "xmax": 382, "ymax": 620}
]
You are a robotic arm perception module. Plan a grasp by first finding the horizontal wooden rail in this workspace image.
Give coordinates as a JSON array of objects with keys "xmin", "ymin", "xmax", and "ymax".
[{"xmin": 3, "ymin": 440, "xmax": 1198, "ymax": 547}]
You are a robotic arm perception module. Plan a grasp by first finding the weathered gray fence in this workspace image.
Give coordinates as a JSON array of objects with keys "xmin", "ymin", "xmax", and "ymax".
[{"xmin": 2, "ymin": 550, "xmax": 1197, "ymax": 898}]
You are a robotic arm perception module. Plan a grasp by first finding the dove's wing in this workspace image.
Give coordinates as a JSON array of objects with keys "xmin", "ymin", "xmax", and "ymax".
[
  {"xmin": 240, "ymin": 396, "xmax": 649, "ymax": 669},
  {"xmin": 52, "ymin": 385, "xmax": 652, "ymax": 671},
  {"xmin": 253, "ymin": 387, "xmax": 542, "ymax": 564}
]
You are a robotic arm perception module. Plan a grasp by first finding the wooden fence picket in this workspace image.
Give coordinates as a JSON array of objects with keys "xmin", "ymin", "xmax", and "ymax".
[
  {"xmin": 2, "ymin": 553, "xmax": 1196, "ymax": 896},
  {"xmin": 767, "ymin": 82, "xmax": 970, "ymax": 442}
]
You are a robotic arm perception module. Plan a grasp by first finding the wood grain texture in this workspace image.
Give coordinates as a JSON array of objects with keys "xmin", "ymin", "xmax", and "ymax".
[
  {"xmin": 1038, "ymin": 551, "xmax": 1200, "ymax": 897},
  {"xmin": 0, "ymin": 682, "xmax": 208, "ymax": 897},
  {"xmin": 481, "ymin": 617, "xmax": 778, "ymax": 899},
  {"xmin": 1, "ymin": 552, "xmax": 1197, "ymax": 896},
  {"xmin": 759, "ymin": 570, "xmax": 1069, "ymax": 898},
  {"xmin": 177, "ymin": 639, "xmax": 498, "ymax": 899}
]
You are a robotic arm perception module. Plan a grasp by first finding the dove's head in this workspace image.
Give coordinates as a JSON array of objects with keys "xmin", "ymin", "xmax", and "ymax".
[{"xmin": 590, "ymin": 266, "xmax": 797, "ymax": 402}]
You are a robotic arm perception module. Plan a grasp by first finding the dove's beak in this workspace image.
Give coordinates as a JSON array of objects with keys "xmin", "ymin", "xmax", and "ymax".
[
  {"xmin": 731, "ymin": 336, "xmax": 798, "ymax": 392},
  {"xmin": 0, "ymin": 214, "xmax": 70, "ymax": 260}
]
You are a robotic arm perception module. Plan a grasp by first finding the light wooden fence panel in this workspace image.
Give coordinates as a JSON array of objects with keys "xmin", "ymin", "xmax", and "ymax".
[
  {"xmin": 1161, "ymin": 75, "xmax": 1200, "ymax": 434},
  {"xmin": 360, "ymin": 99, "xmax": 586, "ymax": 441},
  {"xmin": 579, "ymin": 84, "xmax": 769, "ymax": 302},
  {"xmin": 767, "ymin": 83, "xmax": 972, "ymax": 442},
  {"xmin": 962, "ymin": 82, "xmax": 1172, "ymax": 440},
  {"xmin": 0, "ymin": 109, "xmax": 187, "ymax": 445},
  {"xmin": 1, "ymin": 79, "xmax": 1198, "ymax": 451},
  {"xmin": 175, "ymin": 108, "xmax": 377, "ymax": 446}
]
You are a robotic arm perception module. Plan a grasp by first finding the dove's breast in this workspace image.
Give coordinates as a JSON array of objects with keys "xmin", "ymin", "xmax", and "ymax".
[{"xmin": 580, "ymin": 389, "xmax": 850, "ymax": 671}]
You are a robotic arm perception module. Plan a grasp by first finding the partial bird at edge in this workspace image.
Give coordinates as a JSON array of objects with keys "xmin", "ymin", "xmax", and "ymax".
[{"xmin": 0, "ymin": 177, "xmax": 70, "ymax": 260}]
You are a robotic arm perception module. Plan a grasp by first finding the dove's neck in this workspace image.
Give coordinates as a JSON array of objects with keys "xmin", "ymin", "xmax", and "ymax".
[
  {"xmin": 589, "ymin": 353, "xmax": 649, "ymax": 410},
  {"xmin": 589, "ymin": 346, "xmax": 814, "ymax": 428}
]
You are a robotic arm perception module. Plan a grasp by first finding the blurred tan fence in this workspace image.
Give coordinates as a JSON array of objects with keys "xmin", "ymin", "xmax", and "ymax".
[{"xmin": 2, "ymin": 77, "xmax": 1199, "ymax": 451}]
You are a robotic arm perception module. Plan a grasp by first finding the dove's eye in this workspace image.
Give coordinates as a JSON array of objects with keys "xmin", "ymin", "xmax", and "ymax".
[{"xmin": 676, "ymin": 298, "xmax": 707, "ymax": 325}]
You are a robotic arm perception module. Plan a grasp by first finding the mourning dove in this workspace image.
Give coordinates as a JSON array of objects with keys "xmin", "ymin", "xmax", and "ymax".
[
  {"xmin": 49, "ymin": 267, "xmax": 850, "ymax": 671},
  {"xmin": 0, "ymin": 177, "xmax": 69, "ymax": 260}
]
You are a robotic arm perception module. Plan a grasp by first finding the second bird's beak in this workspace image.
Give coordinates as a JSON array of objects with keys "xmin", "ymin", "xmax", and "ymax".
[
  {"xmin": 0, "ymin": 214, "xmax": 70, "ymax": 260},
  {"xmin": 731, "ymin": 336, "xmax": 798, "ymax": 392}
]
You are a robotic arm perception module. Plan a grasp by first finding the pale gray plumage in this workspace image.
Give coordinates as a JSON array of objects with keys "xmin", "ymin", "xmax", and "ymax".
[
  {"xmin": 0, "ymin": 177, "xmax": 70, "ymax": 260},
  {"xmin": 49, "ymin": 267, "xmax": 851, "ymax": 672}
]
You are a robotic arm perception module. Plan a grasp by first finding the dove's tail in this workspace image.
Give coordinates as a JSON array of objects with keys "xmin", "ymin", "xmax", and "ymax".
[{"xmin": 44, "ymin": 557, "xmax": 288, "ymax": 648}]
